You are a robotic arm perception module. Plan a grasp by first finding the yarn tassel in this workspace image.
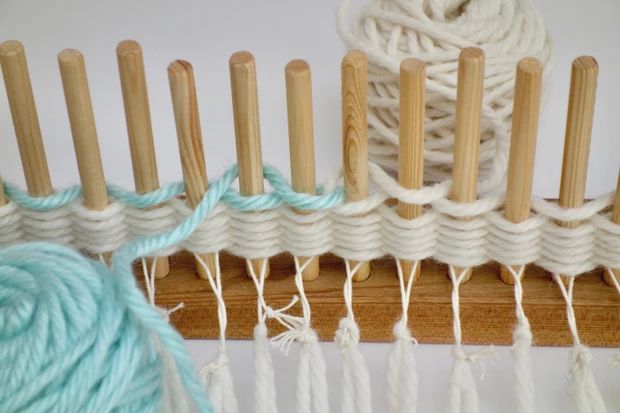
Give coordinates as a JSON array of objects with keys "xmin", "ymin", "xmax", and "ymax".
[
  {"xmin": 336, "ymin": 260, "xmax": 372, "ymax": 413},
  {"xmin": 386, "ymin": 320, "xmax": 418, "ymax": 413},
  {"xmin": 201, "ymin": 352, "xmax": 238, "ymax": 413},
  {"xmin": 553, "ymin": 274, "xmax": 607, "ymax": 413},
  {"xmin": 568, "ymin": 345, "xmax": 607, "ymax": 413},
  {"xmin": 254, "ymin": 323, "xmax": 279, "ymax": 413},
  {"xmin": 507, "ymin": 266, "xmax": 535, "ymax": 413},
  {"xmin": 447, "ymin": 266, "xmax": 497, "ymax": 413},
  {"xmin": 270, "ymin": 257, "xmax": 330, "ymax": 413},
  {"xmin": 195, "ymin": 253, "xmax": 239, "ymax": 413},
  {"xmin": 386, "ymin": 260, "xmax": 419, "ymax": 413},
  {"xmin": 336, "ymin": 317, "xmax": 372, "ymax": 413},
  {"xmin": 247, "ymin": 258, "xmax": 279, "ymax": 413}
]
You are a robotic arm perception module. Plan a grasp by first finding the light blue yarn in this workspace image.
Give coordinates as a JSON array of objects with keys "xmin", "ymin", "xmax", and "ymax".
[
  {"xmin": 1, "ymin": 164, "xmax": 345, "ymax": 212},
  {"xmin": 0, "ymin": 164, "xmax": 345, "ymax": 411}
]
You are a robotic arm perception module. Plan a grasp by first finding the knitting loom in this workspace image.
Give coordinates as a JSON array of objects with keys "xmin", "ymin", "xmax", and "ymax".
[{"xmin": 0, "ymin": 40, "xmax": 619, "ymax": 348}]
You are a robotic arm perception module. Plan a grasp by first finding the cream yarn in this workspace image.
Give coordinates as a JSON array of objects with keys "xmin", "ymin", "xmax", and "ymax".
[{"xmin": 337, "ymin": 0, "xmax": 554, "ymax": 193}]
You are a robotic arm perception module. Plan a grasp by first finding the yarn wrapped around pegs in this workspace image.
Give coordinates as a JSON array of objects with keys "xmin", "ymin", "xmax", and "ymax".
[
  {"xmin": 337, "ymin": 0, "xmax": 554, "ymax": 193},
  {"xmin": 0, "ymin": 242, "xmax": 212, "ymax": 413}
]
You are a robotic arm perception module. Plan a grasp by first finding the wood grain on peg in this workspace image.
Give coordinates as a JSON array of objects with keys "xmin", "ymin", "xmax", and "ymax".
[
  {"xmin": 58, "ymin": 49, "xmax": 108, "ymax": 212},
  {"xmin": 558, "ymin": 56, "xmax": 598, "ymax": 227},
  {"xmin": 397, "ymin": 58, "xmax": 425, "ymax": 281},
  {"xmin": 342, "ymin": 50, "xmax": 370, "ymax": 282},
  {"xmin": 0, "ymin": 40, "xmax": 52, "ymax": 196},
  {"xmin": 285, "ymin": 59, "xmax": 320, "ymax": 281},
  {"xmin": 168, "ymin": 60, "xmax": 218, "ymax": 279},
  {"xmin": 451, "ymin": 47, "xmax": 484, "ymax": 283},
  {"xmin": 499, "ymin": 57, "xmax": 542, "ymax": 284},
  {"xmin": 558, "ymin": 56, "xmax": 598, "ymax": 285},
  {"xmin": 230, "ymin": 51, "xmax": 270, "ymax": 278},
  {"xmin": 603, "ymin": 172, "xmax": 620, "ymax": 285},
  {"xmin": 117, "ymin": 40, "xmax": 169, "ymax": 278}
]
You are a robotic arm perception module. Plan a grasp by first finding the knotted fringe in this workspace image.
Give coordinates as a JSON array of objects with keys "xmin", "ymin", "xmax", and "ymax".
[
  {"xmin": 553, "ymin": 274, "xmax": 607, "ymax": 413},
  {"xmin": 386, "ymin": 260, "xmax": 419, "ymax": 413},
  {"xmin": 387, "ymin": 320, "xmax": 418, "ymax": 413},
  {"xmin": 248, "ymin": 259, "xmax": 279, "ymax": 413},
  {"xmin": 506, "ymin": 266, "xmax": 534, "ymax": 413},
  {"xmin": 336, "ymin": 260, "xmax": 372, "ymax": 413},
  {"xmin": 195, "ymin": 253, "xmax": 239, "ymax": 413},
  {"xmin": 336, "ymin": 318, "xmax": 372, "ymax": 413},
  {"xmin": 201, "ymin": 352, "xmax": 238, "ymax": 413},
  {"xmin": 447, "ymin": 266, "xmax": 497, "ymax": 413},
  {"xmin": 269, "ymin": 257, "xmax": 329, "ymax": 413}
]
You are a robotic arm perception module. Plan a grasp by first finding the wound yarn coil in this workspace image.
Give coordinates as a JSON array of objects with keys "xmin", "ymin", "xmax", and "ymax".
[
  {"xmin": 337, "ymin": 0, "xmax": 554, "ymax": 193},
  {"xmin": 0, "ymin": 160, "xmax": 234, "ymax": 413}
]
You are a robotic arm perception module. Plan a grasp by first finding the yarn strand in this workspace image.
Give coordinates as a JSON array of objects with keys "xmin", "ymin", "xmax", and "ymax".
[
  {"xmin": 552, "ymin": 274, "xmax": 607, "ymax": 413},
  {"xmin": 336, "ymin": 260, "xmax": 373, "ymax": 413},
  {"xmin": 386, "ymin": 260, "xmax": 419, "ymax": 413}
]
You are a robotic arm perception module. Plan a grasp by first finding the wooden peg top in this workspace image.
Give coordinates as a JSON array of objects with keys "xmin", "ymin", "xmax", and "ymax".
[
  {"xmin": 0, "ymin": 40, "xmax": 52, "ymax": 197},
  {"xmin": 229, "ymin": 51, "xmax": 264, "ymax": 196},
  {"xmin": 559, "ymin": 56, "xmax": 598, "ymax": 218},
  {"xmin": 0, "ymin": 40, "xmax": 24, "ymax": 57},
  {"xmin": 504, "ymin": 57, "xmax": 542, "ymax": 223},
  {"xmin": 341, "ymin": 50, "xmax": 368, "ymax": 203},
  {"xmin": 451, "ymin": 47, "xmax": 484, "ymax": 204},
  {"xmin": 116, "ymin": 39, "xmax": 142, "ymax": 56},
  {"xmin": 58, "ymin": 48, "xmax": 108, "ymax": 211},
  {"xmin": 168, "ymin": 59, "xmax": 208, "ymax": 207}
]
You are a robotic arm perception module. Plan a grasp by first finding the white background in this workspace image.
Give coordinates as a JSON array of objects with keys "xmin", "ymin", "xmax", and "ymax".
[{"xmin": 1, "ymin": 0, "xmax": 619, "ymax": 411}]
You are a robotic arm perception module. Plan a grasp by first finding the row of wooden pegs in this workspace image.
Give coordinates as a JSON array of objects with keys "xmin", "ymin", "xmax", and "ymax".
[{"xmin": 0, "ymin": 40, "xmax": 618, "ymax": 287}]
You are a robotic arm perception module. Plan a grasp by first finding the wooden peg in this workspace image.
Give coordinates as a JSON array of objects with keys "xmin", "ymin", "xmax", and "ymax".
[
  {"xmin": 603, "ymin": 171, "xmax": 620, "ymax": 285},
  {"xmin": 342, "ymin": 50, "xmax": 371, "ymax": 282},
  {"xmin": 229, "ymin": 51, "xmax": 270, "ymax": 278},
  {"xmin": 499, "ymin": 57, "xmax": 542, "ymax": 284},
  {"xmin": 285, "ymin": 59, "xmax": 320, "ymax": 281},
  {"xmin": 0, "ymin": 176, "xmax": 6, "ymax": 206},
  {"xmin": 168, "ymin": 60, "xmax": 219, "ymax": 279},
  {"xmin": 58, "ymin": 49, "xmax": 107, "ymax": 212},
  {"xmin": 451, "ymin": 47, "xmax": 485, "ymax": 283},
  {"xmin": 397, "ymin": 58, "xmax": 425, "ymax": 281},
  {"xmin": 558, "ymin": 56, "xmax": 598, "ymax": 285},
  {"xmin": 117, "ymin": 40, "xmax": 170, "ymax": 278},
  {"xmin": 0, "ymin": 41, "xmax": 52, "ymax": 197},
  {"xmin": 558, "ymin": 56, "xmax": 598, "ymax": 225}
]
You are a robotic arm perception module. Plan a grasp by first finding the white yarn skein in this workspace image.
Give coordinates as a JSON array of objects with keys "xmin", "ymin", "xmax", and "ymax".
[
  {"xmin": 335, "ymin": 260, "xmax": 373, "ymax": 413},
  {"xmin": 195, "ymin": 253, "xmax": 239, "ymax": 413},
  {"xmin": 447, "ymin": 266, "xmax": 497, "ymax": 413},
  {"xmin": 386, "ymin": 260, "xmax": 419, "ymax": 413},
  {"xmin": 506, "ymin": 266, "xmax": 534, "ymax": 413},
  {"xmin": 248, "ymin": 259, "xmax": 279, "ymax": 413},
  {"xmin": 337, "ymin": 0, "xmax": 554, "ymax": 193},
  {"xmin": 552, "ymin": 274, "xmax": 608, "ymax": 413}
]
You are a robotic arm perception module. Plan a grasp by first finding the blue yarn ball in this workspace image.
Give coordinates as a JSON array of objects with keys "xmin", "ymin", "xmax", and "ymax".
[{"xmin": 0, "ymin": 242, "xmax": 211, "ymax": 413}]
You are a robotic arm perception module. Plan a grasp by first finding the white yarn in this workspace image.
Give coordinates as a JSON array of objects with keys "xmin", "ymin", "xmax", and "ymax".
[
  {"xmin": 447, "ymin": 266, "xmax": 497, "ymax": 413},
  {"xmin": 195, "ymin": 253, "xmax": 239, "ymax": 413},
  {"xmin": 505, "ymin": 266, "xmax": 534, "ymax": 413},
  {"xmin": 552, "ymin": 274, "xmax": 607, "ymax": 413},
  {"xmin": 386, "ymin": 260, "xmax": 419, "ymax": 413},
  {"xmin": 3, "ymin": 172, "xmax": 618, "ymax": 277},
  {"xmin": 337, "ymin": 0, "xmax": 554, "ymax": 194},
  {"xmin": 248, "ymin": 259, "xmax": 279, "ymax": 413},
  {"xmin": 335, "ymin": 261, "xmax": 373, "ymax": 413}
]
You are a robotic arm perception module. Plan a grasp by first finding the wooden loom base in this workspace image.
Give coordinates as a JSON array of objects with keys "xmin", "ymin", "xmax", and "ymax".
[{"xmin": 140, "ymin": 252, "xmax": 620, "ymax": 346}]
